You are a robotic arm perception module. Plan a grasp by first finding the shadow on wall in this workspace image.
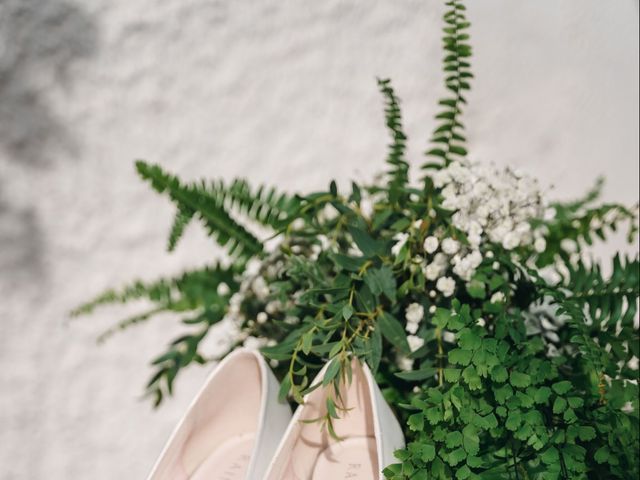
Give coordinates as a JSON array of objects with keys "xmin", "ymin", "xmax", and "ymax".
[
  {"xmin": 0, "ymin": 0, "xmax": 99, "ymax": 294},
  {"xmin": 0, "ymin": 0, "xmax": 98, "ymax": 165}
]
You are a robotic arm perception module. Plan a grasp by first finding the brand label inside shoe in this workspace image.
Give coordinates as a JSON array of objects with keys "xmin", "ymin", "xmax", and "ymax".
[
  {"xmin": 217, "ymin": 453, "xmax": 250, "ymax": 480},
  {"xmin": 344, "ymin": 463, "xmax": 363, "ymax": 479}
]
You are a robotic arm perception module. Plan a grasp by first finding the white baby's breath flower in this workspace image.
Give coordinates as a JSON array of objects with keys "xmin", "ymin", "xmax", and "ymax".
[
  {"xmin": 490, "ymin": 291, "xmax": 505, "ymax": 303},
  {"xmin": 397, "ymin": 355, "xmax": 414, "ymax": 372},
  {"xmin": 436, "ymin": 276, "xmax": 456, "ymax": 297},
  {"xmin": 265, "ymin": 300, "xmax": 281, "ymax": 315},
  {"xmin": 476, "ymin": 317, "xmax": 486, "ymax": 327},
  {"xmin": 560, "ymin": 238, "xmax": 577, "ymax": 253},
  {"xmin": 429, "ymin": 290, "xmax": 437, "ymax": 298},
  {"xmin": 441, "ymin": 238, "xmax": 460, "ymax": 255},
  {"xmin": 407, "ymin": 335, "xmax": 425, "ymax": 352},
  {"xmin": 391, "ymin": 232, "xmax": 409, "ymax": 256},
  {"xmin": 534, "ymin": 237, "xmax": 547, "ymax": 253},
  {"xmin": 216, "ymin": 282, "xmax": 230, "ymax": 296},
  {"xmin": 405, "ymin": 303, "xmax": 424, "ymax": 325},
  {"xmin": 245, "ymin": 258, "xmax": 262, "ymax": 276},
  {"xmin": 318, "ymin": 234, "xmax": 332, "ymax": 251},
  {"xmin": 429, "ymin": 305, "xmax": 436, "ymax": 313},
  {"xmin": 424, "ymin": 262, "xmax": 443, "ymax": 281},
  {"xmin": 423, "ymin": 236, "xmax": 439, "ymax": 254},
  {"xmin": 252, "ymin": 276, "xmax": 270, "ymax": 300},
  {"xmin": 502, "ymin": 231, "xmax": 521, "ymax": 250},
  {"xmin": 256, "ymin": 312, "xmax": 268, "ymax": 324},
  {"xmin": 360, "ymin": 197, "xmax": 375, "ymax": 219},
  {"xmin": 433, "ymin": 253, "xmax": 449, "ymax": 266},
  {"xmin": 405, "ymin": 321, "xmax": 419, "ymax": 335},
  {"xmin": 347, "ymin": 242, "xmax": 363, "ymax": 257},
  {"xmin": 290, "ymin": 218, "xmax": 305, "ymax": 230},
  {"xmin": 544, "ymin": 207, "xmax": 556, "ymax": 221},
  {"xmin": 468, "ymin": 233, "xmax": 482, "ymax": 248},
  {"xmin": 228, "ymin": 293, "xmax": 243, "ymax": 315},
  {"xmin": 319, "ymin": 203, "xmax": 339, "ymax": 222},
  {"xmin": 432, "ymin": 170, "xmax": 450, "ymax": 188},
  {"xmin": 243, "ymin": 336, "xmax": 267, "ymax": 350},
  {"xmin": 443, "ymin": 331, "xmax": 456, "ymax": 343}
]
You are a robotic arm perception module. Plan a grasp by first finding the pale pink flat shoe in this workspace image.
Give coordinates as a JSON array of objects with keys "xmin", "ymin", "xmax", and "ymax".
[
  {"xmin": 264, "ymin": 358, "xmax": 405, "ymax": 480},
  {"xmin": 147, "ymin": 348, "xmax": 292, "ymax": 480}
]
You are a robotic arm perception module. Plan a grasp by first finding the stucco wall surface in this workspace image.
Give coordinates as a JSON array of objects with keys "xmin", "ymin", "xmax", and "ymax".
[{"xmin": 0, "ymin": 1, "xmax": 638, "ymax": 479}]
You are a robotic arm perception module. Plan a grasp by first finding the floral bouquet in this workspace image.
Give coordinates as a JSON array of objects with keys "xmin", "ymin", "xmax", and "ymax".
[{"xmin": 74, "ymin": 1, "xmax": 639, "ymax": 478}]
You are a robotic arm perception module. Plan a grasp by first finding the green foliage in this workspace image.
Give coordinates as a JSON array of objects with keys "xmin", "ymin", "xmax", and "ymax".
[
  {"xmin": 533, "ymin": 177, "xmax": 638, "ymax": 268},
  {"xmin": 423, "ymin": 0, "xmax": 473, "ymax": 171},
  {"xmin": 207, "ymin": 177, "xmax": 302, "ymax": 231},
  {"xmin": 378, "ymin": 78, "xmax": 410, "ymax": 204},
  {"xmin": 73, "ymin": 264, "xmax": 239, "ymax": 403},
  {"xmin": 136, "ymin": 160, "xmax": 264, "ymax": 258},
  {"xmin": 75, "ymin": 0, "xmax": 639, "ymax": 477}
]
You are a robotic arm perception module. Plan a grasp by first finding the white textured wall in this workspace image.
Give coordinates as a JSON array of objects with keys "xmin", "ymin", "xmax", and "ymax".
[{"xmin": 0, "ymin": 1, "xmax": 637, "ymax": 478}]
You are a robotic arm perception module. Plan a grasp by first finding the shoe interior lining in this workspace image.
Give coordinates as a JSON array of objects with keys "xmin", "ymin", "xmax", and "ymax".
[
  {"xmin": 190, "ymin": 432, "xmax": 255, "ymax": 480},
  {"xmin": 273, "ymin": 361, "xmax": 379, "ymax": 479},
  {"xmin": 149, "ymin": 353, "xmax": 263, "ymax": 480}
]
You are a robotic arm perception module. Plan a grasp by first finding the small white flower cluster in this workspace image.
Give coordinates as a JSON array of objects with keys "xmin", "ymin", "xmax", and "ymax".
[
  {"xmin": 396, "ymin": 302, "xmax": 427, "ymax": 371},
  {"xmin": 391, "ymin": 232, "xmax": 409, "ymax": 256},
  {"xmin": 222, "ymin": 252, "xmax": 291, "ymax": 349},
  {"xmin": 404, "ymin": 303, "xmax": 425, "ymax": 355},
  {"xmin": 433, "ymin": 160, "xmax": 547, "ymax": 252},
  {"xmin": 420, "ymin": 235, "xmax": 478, "ymax": 295}
]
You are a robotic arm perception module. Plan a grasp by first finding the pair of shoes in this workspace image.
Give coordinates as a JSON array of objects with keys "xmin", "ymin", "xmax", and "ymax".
[{"xmin": 146, "ymin": 348, "xmax": 405, "ymax": 479}]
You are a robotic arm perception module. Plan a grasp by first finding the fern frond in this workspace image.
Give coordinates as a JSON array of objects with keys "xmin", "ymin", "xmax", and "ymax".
[
  {"xmin": 71, "ymin": 264, "xmax": 238, "ymax": 318},
  {"xmin": 535, "ymin": 201, "xmax": 638, "ymax": 267},
  {"xmin": 167, "ymin": 207, "xmax": 195, "ymax": 252},
  {"xmin": 556, "ymin": 176, "xmax": 605, "ymax": 213},
  {"xmin": 208, "ymin": 178, "xmax": 301, "ymax": 230},
  {"xmin": 96, "ymin": 306, "xmax": 166, "ymax": 344},
  {"xmin": 422, "ymin": 0, "xmax": 473, "ymax": 172},
  {"xmin": 136, "ymin": 161, "xmax": 263, "ymax": 258},
  {"xmin": 546, "ymin": 255, "xmax": 639, "ymax": 385},
  {"xmin": 146, "ymin": 329, "xmax": 210, "ymax": 406},
  {"xmin": 377, "ymin": 78, "xmax": 409, "ymax": 204},
  {"xmin": 567, "ymin": 255, "xmax": 639, "ymax": 329},
  {"xmin": 71, "ymin": 278, "xmax": 173, "ymax": 317}
]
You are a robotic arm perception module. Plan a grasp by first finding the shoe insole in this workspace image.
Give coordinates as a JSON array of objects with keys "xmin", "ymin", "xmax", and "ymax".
[
  {"xmin": 280, "ymin": 436, "xmax": 377, "ymax": 480},
  {"xmin": 189, "ymin": 432, "xmax": 255, "ymax": 480},
  {"xmin": 312, "ymin": 436, "xmax": 377, "ymax": 480}
]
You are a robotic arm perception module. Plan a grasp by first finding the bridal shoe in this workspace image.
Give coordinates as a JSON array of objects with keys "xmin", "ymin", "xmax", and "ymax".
[
  {"xmin": 147, "ymin": 348, "xmax": 292, "ymax": 480},
  {"xmin": 265, "ymin": 358, "xmax": 405, "ymax": 480}
]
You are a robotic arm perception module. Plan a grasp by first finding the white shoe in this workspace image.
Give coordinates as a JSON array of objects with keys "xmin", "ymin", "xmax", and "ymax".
[
  {"xmin": 147, "ymin": 348, "xmax": 292, "ymax": 480},
  {"xmin": 264, "ymin": 358, "xmax": 405, "ymax": 480}
]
